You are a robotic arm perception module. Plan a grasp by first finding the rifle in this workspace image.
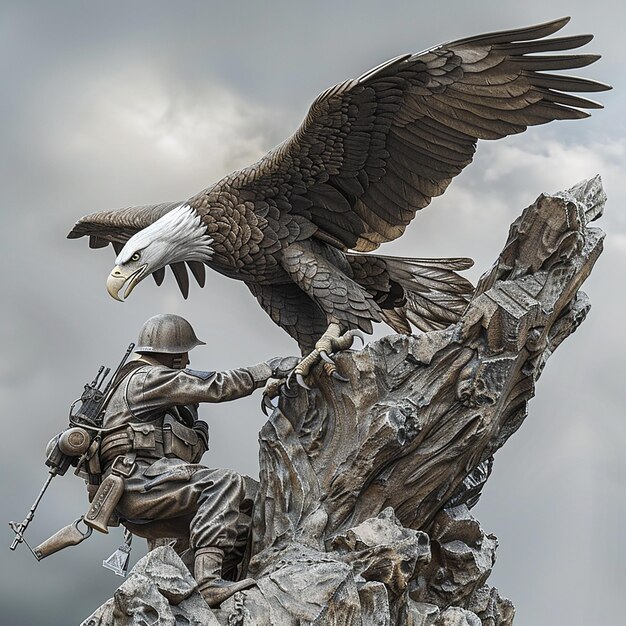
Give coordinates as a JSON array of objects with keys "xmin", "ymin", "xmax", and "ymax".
[
  {"xmin": 69, "ymin": 342, "xmax": 136, "ymax": 429},
  {"xmin": 8, "ymin": 343, "xmax": 135, "ymax": 559}
]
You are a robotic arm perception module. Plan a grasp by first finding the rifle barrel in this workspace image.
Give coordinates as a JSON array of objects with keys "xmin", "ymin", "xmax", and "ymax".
[
  {"xmin": 9, "ymin": 471, "xmax": 55, "ymax": 550},
  {"xmin": 93, "ymin": 343, "xmax": 135, "ymax": 426},
  {"xmin": 101, "ymin": 343, "xmax": 135, "ymax": 397}
]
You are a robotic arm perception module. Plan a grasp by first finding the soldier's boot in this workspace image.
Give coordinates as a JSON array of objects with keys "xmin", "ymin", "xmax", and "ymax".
[{"xmin": 194, "ymin": 547, "xmax": 255, "ymax": 608}]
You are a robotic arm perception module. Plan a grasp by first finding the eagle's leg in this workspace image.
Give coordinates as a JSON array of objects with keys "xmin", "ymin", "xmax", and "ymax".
[
  {"xmin": 277, "ymin": 242, "xmax": 380, "ymax": 389},
  {"xmin": 260, "ymin": 324, "xmax": 362, "ymax": 410},
  {"xmin": 288, "ymin": 322, "xmax": 364, "ymax": 389}
]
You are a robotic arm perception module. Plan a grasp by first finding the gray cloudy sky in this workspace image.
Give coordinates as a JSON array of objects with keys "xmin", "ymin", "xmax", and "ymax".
[{"xmin": 1, "ymin": 1, "xmax": 624, "ymax": 625}]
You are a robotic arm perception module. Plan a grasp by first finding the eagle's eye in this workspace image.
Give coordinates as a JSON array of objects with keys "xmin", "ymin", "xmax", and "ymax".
[{"xmin": 131, "ymin": 252, "xmax": 141, "ymax": 262}]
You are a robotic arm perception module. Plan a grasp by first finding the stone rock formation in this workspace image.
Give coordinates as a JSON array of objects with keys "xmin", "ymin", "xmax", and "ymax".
[{"xmin": 82, "ymin": 177, "xmax": 606, "ymax": 625}]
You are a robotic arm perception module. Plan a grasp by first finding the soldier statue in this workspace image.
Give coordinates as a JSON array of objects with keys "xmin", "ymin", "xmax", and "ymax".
[{"xmin": 87, "ymin": 313, "xmax": 296, "ymax": 607}]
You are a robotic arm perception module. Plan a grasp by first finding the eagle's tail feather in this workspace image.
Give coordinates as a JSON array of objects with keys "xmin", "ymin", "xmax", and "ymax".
[{"xmin": 347, "ymin": 253, "xmax": 475, "ymax": 333}]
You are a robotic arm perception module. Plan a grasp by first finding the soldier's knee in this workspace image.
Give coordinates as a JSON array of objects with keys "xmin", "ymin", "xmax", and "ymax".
[{"xmin": 211, "ymin": 468, "xmax": 245, "ymax": 494}]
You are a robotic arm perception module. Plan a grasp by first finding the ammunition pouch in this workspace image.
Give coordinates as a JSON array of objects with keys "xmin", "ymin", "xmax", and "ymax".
[
  {"xmin": 162, "ymin": 414, "xmax": 205, "ymax": 464},
  {"xmin": 129, "ymin": 423, "xmax": 156, "ymax": 451},
  {"xmin": 83, "ymin": 407, "xmax": 208, "ymax": 534}
]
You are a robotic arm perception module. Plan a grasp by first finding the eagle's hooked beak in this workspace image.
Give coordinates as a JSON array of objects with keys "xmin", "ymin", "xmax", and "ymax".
[{"xmin": 106, "ymin": 265, "xmax": 147, "ymax": 301}]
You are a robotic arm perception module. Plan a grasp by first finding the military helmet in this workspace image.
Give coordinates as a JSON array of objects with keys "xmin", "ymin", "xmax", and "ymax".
[{"xmin": 135, "ymin": 314, "xmax": 205, "ymax": 354}]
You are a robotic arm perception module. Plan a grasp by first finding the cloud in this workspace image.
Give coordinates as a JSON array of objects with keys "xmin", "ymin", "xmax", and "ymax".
[
  {"xmin": 481, "ymin": 135, "xmax": 624, "ymax": 195},
  {"xmin": 20, "ymin": 64, "xmax": 279, "ymax": 210}
]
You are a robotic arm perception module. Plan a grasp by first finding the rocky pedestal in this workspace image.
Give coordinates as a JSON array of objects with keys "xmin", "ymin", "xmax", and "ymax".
[{"xmin": 82, "ymin": 177, "xmax": 606, "ymax": 626}]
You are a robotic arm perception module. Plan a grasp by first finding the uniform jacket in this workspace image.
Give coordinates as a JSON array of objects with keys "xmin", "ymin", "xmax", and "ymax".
[{"xmin": 102, "ymin": 355, "xmax": 272, "ymax": 431}]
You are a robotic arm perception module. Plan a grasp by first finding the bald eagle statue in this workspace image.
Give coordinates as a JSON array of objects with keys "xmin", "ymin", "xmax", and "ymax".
[{"xmin": 69, "ymin": 17, "xmax": 608, "ymax": 382}]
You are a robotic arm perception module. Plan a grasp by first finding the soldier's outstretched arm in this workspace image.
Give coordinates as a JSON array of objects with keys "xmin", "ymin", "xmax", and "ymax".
[{"xmin": 134, "ymin": 357, "xmax": 299, "ymax": 411}]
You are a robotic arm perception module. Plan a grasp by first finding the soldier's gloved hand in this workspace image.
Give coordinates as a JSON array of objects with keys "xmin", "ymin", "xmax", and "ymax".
[
  {"xmin": 265, "ymin": 356, "xmax": 301, "ymax": 379},
  {"xmin": 260, "ymin": 357, "xmax": 301, "ymax": 415}
]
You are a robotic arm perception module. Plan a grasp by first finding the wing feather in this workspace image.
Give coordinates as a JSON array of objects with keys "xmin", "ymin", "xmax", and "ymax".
[
  {"xmin": 152, "ymin": 267, "xmax": 166, "ymax": 286},
  {"xmin": 68, "ymin": 201, "xmax": 182, "ymax": 244},
  {"xmin": 170, "ymin": 262, "xmax": 190, "ymax": 299},
  {"xmin": 187, "ymin": 261, "xmax": 206, "ymax": 287},
  {"xmin": 498, "ymin": 34, "xmax": 593, "ymax": 55}
]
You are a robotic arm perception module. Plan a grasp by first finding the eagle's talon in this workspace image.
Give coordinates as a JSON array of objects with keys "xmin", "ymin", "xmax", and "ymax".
[
  {"xmin": 330, "ymin": 329, "xmax": 365, "ymax": 352},
  {"xmin": 289, "ymin": 325, "xmax": 366, "ymax": 390},
  {"xmin": 261, "ymin": 394, "xmax": 276, "ymax": 416},
  {"xmin": 261, "ymin": 376, "xmax": 286, "ymax": 414},
  {"xmin": 350, "ymin": 330, "xmax": 365, "ymax": 346},
  {"xmin": 320, "ymin": 351, "xmax": 335, "ymax": 365},
  {"xmin": 296, "ymin": 373, "xmax": 311, "ymax": 390},
  {"xmin": 285, "ymin": 370, "xmax": 296, "ymax": 390}
]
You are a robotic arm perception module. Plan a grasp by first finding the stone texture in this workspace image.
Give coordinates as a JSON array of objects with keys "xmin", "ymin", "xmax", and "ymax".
[
  {"xmin": 331, "ymin": 508, "xmax": 430, "ymax": 596},
  {"xmin": 467, "ymin": 585, "xmax": 515, "ymax": 626},
  {"xmin": 409, "ymin": 506, "xmax": 497, "ymax": 608},
  {"xmin": 400, "ymin": 600, "xmax": 441, "ymax": 626},
  {"xmin": 358, "ymin": 582, "xmax": 390, "ymax": 626},
  {"xmin": 437, "ymin": 607, "xmax": 482, "ymax": 626},
  {"xmin": 83, "ymin": 178, "xmax": 605, "ymax": 625},
  {"xmin": 131, "ymin": 546, "xmax": 197, "ymax": 605},
  {"xmin": 80, "ymin": 547, "xmax": 219, "ymax": 626}
]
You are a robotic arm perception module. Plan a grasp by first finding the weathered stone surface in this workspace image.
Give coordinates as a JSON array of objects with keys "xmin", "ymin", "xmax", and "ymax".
[
  {"xmin": 113, "ymin": 574, "xmax": 176, "ymax": 624},
  {"xmin": 399, "ymin": 599, "xmax": 441, "ymax": 626},
  {"xmin": 80, "ymin": 547, "xmax": 219, "ymax": 626},
  {"xmin": 410, "ymin": 506, "xmax": 497, "ymax": 608},
  {"xmin": 358, "ymin": 582, "xmax": 390, "ymax": 626},
  {"xmin": 467, "ymin": 585, "xmax": 515, "ymax": 626},
  {"xmin": 436, "ymin": 607, "xmax": 482, "ymax": 626},
  {"xmin": 218, "ymin": 543, "xmax": 363, "ymax": 625},
  {"xmin": 131, "ymin": 546, "xmax": 197, "ymax": 605},
  {"xmin": 331, "ymin": 508, "xmax": 431, "ymax": 596},
  {"xmin": 83, "ymin": 178, "xmax": 606, "ymax": 625}
]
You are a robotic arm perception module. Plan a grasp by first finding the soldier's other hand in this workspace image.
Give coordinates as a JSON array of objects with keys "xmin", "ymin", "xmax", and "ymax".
[{"xmin": 265, "ymin": 356, "xmax": 301, "ymax": 379}]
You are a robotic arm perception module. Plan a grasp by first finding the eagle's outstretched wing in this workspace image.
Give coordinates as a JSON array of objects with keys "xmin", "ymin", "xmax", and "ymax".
[{"xmin": 205, "ymin": 17, "xmax": 608, "ymax": 252}]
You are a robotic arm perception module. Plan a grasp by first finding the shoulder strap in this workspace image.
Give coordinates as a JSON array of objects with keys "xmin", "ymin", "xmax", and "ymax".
[{"xmin": 97, "ymin": 361, "xmax": 147, "ymax": 426}]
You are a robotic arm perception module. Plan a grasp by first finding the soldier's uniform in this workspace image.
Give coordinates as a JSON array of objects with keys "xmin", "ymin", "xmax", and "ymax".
[
  {"xmin": 93, "ymin": 314, "xmax": 294, "ymax": 607},
  {"xmin": 100, "ymin": 356, "xmax": 271, "ymax": 553}
]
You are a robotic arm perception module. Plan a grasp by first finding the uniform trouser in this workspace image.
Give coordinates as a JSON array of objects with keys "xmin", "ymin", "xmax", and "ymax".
[{"xmin": 114, "ymin": 457, "xmax": 249, "ymax": 562}]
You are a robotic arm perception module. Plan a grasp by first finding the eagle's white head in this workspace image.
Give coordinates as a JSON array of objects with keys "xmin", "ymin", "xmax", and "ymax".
[{"xmin": 106, "ymin": 204, "xmax": 214, "ymax": 301}]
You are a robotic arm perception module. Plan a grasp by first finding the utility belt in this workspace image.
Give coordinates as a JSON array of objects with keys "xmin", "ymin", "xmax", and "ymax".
[
  {"xmin": 83, "ymin": 414, "xmax": 208, "ymax": 534},
  {"xmin": 100, "ymin": 414, "xmax": 207, "ymax": 468}
]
